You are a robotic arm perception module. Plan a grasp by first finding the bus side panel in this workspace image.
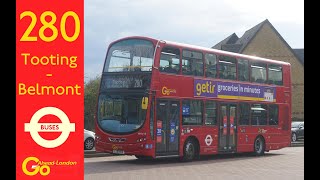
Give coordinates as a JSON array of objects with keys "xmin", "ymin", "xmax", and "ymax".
[
  {"xmin": 282, "ymin": 65, "xmax": 291, "ymax": 89},
  {"xmin": 237, "ymin": 105, "xmax": 291, "ymax": 153},
  {"xmin": 237, "ymin": 127, "xmax": 281, "ymax": 153},
  {"xmin": 179, "ymin": 126, "xmax": 219, "ymax": 157},
  {"xmin": 237, "ymin": 125, "xmax": 254, "ymax": 153},
  {"xmin": 264, "ymin": 126, "xmax": 286, "ymax": 151},
  {"xmin": 280, "ymin": 104, "xmax": 291, "ymax": 147}
]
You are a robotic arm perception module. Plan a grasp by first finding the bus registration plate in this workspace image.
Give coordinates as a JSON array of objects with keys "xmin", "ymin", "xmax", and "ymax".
[{"xmin": 112, "ymin": 150, "xmax": 124, "ymax": 154}]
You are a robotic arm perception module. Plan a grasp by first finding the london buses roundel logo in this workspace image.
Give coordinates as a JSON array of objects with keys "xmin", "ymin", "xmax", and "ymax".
[
  {"xmin": 24, "ymin": 107, "xmax": 75, "ymax": 148},
  {"xmin": 205, "ymin": 135, "xmax": 213, "ymax": 146}
]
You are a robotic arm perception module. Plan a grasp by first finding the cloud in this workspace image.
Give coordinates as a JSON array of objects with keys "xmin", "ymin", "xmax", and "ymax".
[{"xmin": 84, "ymin": 0, "xmax": 304, "ymax": 80}]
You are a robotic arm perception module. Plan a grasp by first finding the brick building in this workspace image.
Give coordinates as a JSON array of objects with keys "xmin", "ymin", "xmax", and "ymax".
[{"xmin": 212, "ymin": 19, "xmax": 304, "ymax": 121}]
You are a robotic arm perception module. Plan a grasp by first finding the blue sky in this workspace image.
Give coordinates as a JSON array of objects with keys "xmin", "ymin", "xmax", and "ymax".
[{"xmin": 84, "ymin": 0, "xmax": 304, "ymax": 81}]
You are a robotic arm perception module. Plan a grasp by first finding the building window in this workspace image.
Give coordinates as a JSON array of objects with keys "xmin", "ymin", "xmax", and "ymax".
[
  {"xmin": 159, "ymin": 47, "xmax": 180, "ymax": 74},
  {"xmin": 205, "ymin": 101, "xmax": 217, "ymax": 125},
  {"xmin": 238, "ymin": 58, "xmax": 249, "ymax": 81},
  {"xmin": 182, "ymin": 50, "xmax": 203, "ymax": 76},
  {"xmin": 268, "ymin": 64, "xmax": 283, "ymax": 85},
  {"xmin": 182, "ymin": 100, "xmax": 203, "ymax": 125},
  {"xmin": 251, "ymin": 62, "xmax": 267, "ymax": 84},
  {"xmin": 239, "ymin": 103, "xmax": 250, "ymax": 125},
  {"xmin": 269, "ymin": 104, "xmax": 279, "ymax": 125},
  {"xmin": 205, "ymin": 53, "xmax": 217, "ymax": 78},
  {"xmin": 218, "ymin": 55, "xmax": 236, "ymax": 80},
  {"xmin": 251, "ymin": 104, "xmax": 267, "ymax": 125}
]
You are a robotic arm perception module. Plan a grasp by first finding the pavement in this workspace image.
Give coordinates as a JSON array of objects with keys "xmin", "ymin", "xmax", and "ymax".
[
  {"xmin": 291, "ymin": 139, "xmax": 304, "ymax": 147},
  {"xmin": 85, "ymin": 147, "xmax": 304, "ymax": 180},
  {"xmin": 84, "ymin": 148, "xmax": 112, "ymax": 158},
  {"xmin": 85, "ymin": 140, "xmax": 304, "ymax": 158}
]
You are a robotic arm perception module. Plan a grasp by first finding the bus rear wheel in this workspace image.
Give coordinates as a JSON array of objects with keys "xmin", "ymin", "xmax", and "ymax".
[{"xmin": 253, "ymin": 136, "xmax": 265, "ymax": 156}]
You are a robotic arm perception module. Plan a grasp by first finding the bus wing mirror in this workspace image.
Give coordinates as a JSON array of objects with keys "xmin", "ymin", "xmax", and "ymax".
[{"xmin": 141, "ymin": 97, "xmax": 148, "ymax": 110}]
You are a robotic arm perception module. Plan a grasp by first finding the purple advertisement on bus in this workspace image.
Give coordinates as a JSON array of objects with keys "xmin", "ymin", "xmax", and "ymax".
[{"xmin": 194, "ymin": 79, "xmax": 276, "ymax": 102}]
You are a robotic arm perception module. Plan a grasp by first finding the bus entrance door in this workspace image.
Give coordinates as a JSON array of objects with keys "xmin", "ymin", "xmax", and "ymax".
[
  {"xmin": 155, "ymin": 100, "xmax": 180, "ymax": 156},
  {"xmin": 219, "ymin": 103, "xmax": 237, "ymax": 152}
]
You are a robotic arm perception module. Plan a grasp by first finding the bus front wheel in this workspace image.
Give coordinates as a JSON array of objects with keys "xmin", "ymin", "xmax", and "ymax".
[
  {"xmin": 135, "ymin": 155, "xmax": 152, "ymax": 160},
  {"xmin": 182, "ymin": 139, "xmax": 196, "ymax": 161}
]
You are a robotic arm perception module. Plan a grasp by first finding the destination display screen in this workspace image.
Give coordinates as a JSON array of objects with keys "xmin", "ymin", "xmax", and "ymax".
[{"xmin": 100, "ymin": 74, "xmax": 151, "ymax": 90}]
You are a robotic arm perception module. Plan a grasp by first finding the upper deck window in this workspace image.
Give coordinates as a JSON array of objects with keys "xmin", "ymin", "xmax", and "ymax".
[
  {"xmin": 104, "ymin": 39, "xmax": 154, "ymax": 72},
  {"xmin": 251, "ymin": 62, "xmax": 267, "ymax": 84},
  {"xmin": 159, "ymin": 47, "xmax": 180, "ymax": 74},
  {"xmin": 182, "ymin": 50, "xmax": 203, "ymax": 76},
  {"xmin": 205, "ymin": 53, "xmax": 217, "ymax": 78},
  {"xmin": 218, "ymin": 55, "xmax": 236, "ymax": 80},
  {"xmin": 238, "ymin": 58, "xmax": 249, "ymax": 81},
  {"xmin": 268, "ymin": 64, "xmax": 283, "ymax": 85}
]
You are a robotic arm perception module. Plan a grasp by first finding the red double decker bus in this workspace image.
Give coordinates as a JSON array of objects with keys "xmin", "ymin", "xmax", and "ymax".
[{"xmin": 94, "ymin": 36, "xmax": 291, "ymax": 161}]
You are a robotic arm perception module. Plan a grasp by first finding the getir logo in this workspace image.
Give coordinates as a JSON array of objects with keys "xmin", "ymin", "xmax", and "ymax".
[
  {"xmin": 22, "ymin": 157, "xmax": 50, "ymax": 176},
  {"xmin": 195, "ymin": 81, "xmax": 215, "ymax": 96}
]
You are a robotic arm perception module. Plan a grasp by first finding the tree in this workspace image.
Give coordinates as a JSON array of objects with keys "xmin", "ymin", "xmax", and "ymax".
[{"xmin": 84, "ymin": 75, "xmax": 101, "ymax": 131}]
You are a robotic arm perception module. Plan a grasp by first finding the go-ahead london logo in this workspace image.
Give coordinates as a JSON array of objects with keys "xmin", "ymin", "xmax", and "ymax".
[{"xmin": 24, "ymin": 107, "xmax": 75, "ymax": 148}]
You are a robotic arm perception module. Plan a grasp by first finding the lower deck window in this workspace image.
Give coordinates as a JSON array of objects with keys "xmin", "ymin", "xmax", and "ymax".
[
  {"xmin": 251, "ymin": 104, "xmax": 267, "ymax": 125},
  {"xmin": 182, "ymin": 100, "xmax": 203, "ymax": 125}
]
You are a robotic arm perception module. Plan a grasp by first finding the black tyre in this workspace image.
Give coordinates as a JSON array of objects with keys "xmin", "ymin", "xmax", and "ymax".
[
  {"xmin": 291, "ymin": 132, "xmax": 297, "ymax": 142},
  {"xmin": 182, "ymin": 139, "xmax": 196, "ymax": 161},
  {"xmin": 135, "ymin": 155, "xmax": 152, "ymax": 160},
  {"xmin": 84, "ymin": 137, "xmax": 94, "ymax": 150},
  {"xmin": 253, "ymin": 136, "xmax": 265, "ymax": 156}
]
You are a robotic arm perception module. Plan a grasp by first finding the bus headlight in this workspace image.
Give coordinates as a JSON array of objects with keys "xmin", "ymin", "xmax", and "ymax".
[{"xmin": 136, "ymin": 138, "xmax": 146, "ymax": 142}]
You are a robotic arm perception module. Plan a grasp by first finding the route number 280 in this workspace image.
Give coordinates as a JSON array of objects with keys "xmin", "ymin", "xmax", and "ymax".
[{"xmin": 20, "ymin": 11, "xmax": 80, "ymax": 42}]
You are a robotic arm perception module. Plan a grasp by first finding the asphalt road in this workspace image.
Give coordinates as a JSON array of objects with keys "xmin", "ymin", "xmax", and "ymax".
[{"xmin": 85, "ymin": 147, "xmax": 304, "ymax": 180}]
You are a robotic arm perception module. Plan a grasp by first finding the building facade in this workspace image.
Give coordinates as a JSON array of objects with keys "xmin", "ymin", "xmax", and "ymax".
[{"xmin": 212, "ymin": 19, "xmax": 304, "ymax": 121}]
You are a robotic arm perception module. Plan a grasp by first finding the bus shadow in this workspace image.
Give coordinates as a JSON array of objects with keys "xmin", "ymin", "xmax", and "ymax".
[
  {"xmin": 131, "ymin": 152, "xmax": 282, "ymax": 165},
  {"xmin": 85, "ymin": 152, "xmax": 283, "ymax": 175}
]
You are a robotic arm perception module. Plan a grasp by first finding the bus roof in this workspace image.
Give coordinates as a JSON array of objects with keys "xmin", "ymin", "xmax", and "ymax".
[{"xmin": 111, "ymin": 36, "xmax": 291, "ymax": 66}]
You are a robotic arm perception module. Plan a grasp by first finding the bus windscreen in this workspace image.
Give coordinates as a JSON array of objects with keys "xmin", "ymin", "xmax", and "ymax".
[{"xmin": 104, "ymin": 39, "xmax": 154, "ymax": 72}]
